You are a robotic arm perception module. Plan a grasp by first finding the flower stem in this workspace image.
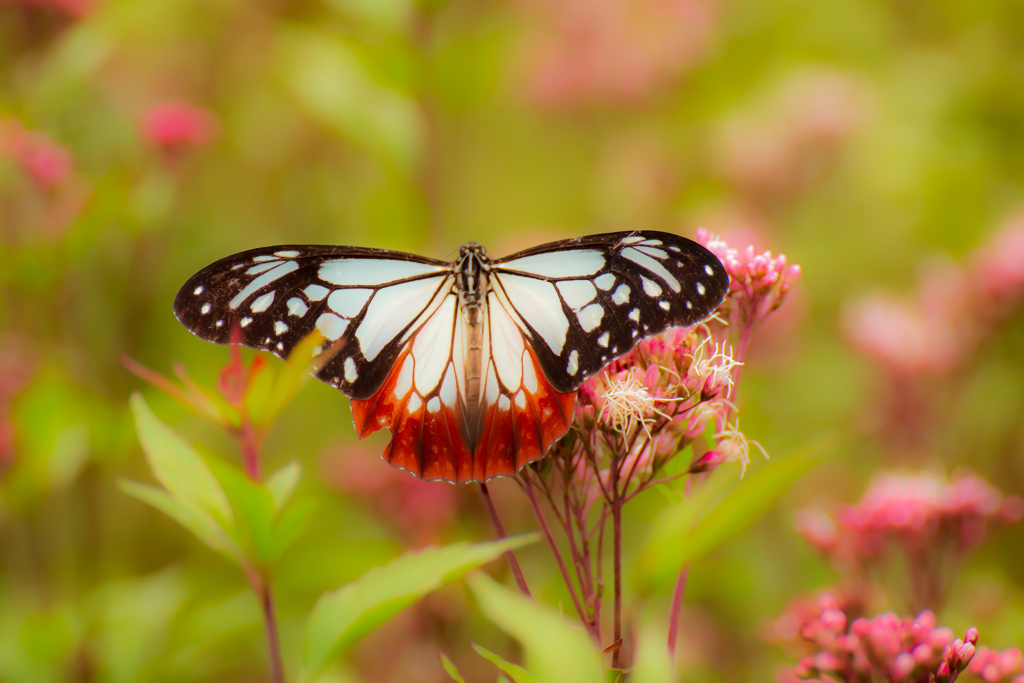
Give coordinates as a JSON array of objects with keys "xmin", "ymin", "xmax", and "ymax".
[
  {"xmin": 611, "ymin": 496, "xmax": 623, "ymax": 669},
  {"xmin": 522, "ymin": 475, "xmax": 600, "ymax": 644},
  {"xmin": 479, "ymin": 483, "xmax": 531, "ymax": 597},
  {"xmin": 260, "ymin": 579, "xmax": 286, "ymax": 683}
]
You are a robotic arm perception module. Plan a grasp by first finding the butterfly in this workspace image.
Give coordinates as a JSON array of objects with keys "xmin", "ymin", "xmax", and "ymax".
[{"xmin": 174, "ymin": 231, "xmax": 728, "ymax": 483}]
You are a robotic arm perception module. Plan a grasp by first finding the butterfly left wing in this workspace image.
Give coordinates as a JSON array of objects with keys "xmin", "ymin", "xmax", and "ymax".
[
  {"xmin": 173, "ymin": 245, "xmax": 452, "ymax": 400},
  {"xmin": 492, "ymin": 230, "xmax": 729, "ymax": 393}
]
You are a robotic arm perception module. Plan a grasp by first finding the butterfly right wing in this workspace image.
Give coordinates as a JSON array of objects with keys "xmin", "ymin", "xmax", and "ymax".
[{"xmin": 173, "ymin": 245, "xmax": 452, "ymax": 400}]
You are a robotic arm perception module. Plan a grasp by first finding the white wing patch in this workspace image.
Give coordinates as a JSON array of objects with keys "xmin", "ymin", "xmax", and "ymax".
[
  {"xmin": 411, "ymin": 295, "xmax": 457, "ymax": 393},
  {"xmin": 229, "ymin": 261, "xmax": 299, "ymax": 308},
  {"xmin": 495, "ymin": 274, "xmax": 569, "ymax": 355},
  {"xmin": 355, "ymin": 278, "xmax": 447, "ymax": 360},
  {"xmin": 555, "ymin": 280, "xmax": 598, "ymax": 309},
  {"xmin": 319, "ymin": 259, "xmax": 444, "ymax": 286},
  {"xmin": 499, "ymin": 250, "xmax": 605, "ymax": 278}
]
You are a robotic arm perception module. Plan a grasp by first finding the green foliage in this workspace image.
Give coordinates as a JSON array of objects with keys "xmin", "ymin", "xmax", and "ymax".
[
  {"xmin": 469, "ymin": 574, "xmax": 604, "ymax": 683},
  {"xmin": 639, "ymin": 443, "xmax": 825, "ymax": 590},
  {"xmin": 301, "ymin": 535, "xmax": 537, "ymax": 682},
  {"xmin": 122, "ymin": 393, "xmax": 313, "ymax": 567}
]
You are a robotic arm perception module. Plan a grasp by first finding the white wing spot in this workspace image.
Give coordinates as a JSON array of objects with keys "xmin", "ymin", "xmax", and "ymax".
[
  {"xmin": 274, "ymin": 321, "xmax": 288, "ymax": 335},
  {"xmin": 215, "ymin": 320, "xmax": 224, "ymax": 327},
  {"xmin": 344, "ymin": 357, "xmax": 358, "ymax": 383},
  {"xmin": 696, "ymin": 282, "xmax": 706, "ymax": 296},
  {"xmin": 641, "ymin": 239, "xmax": 663, "ymax": 246},
  {"xmin": 621, "ymin": 235, "xmax": 645, "ymax": 245},
  {"xmin": 276, "ymin": 342, "xmax": 284, "ymax": 351},
  {"xmin": 556, "ymin": 280, "xmax": 598, "ymax": 309},
  {"xmin": 253, "ymin": 255, "xmax": 278, "ymax": 262},
  {"xmin": 612, "ymin": 284, "xmax": 630, "ymax": 305},
  {"xmin": 201, "ymin": 302, "xmax": 212, "ymax": 315},
  {"xmin": 394, "ymin": 359, "xmax": 413, "ymax": 397},
  {"xmin": 637, "ymin": 246, "xmax": 669, "ymax": 259},
  {"xmin": 595, "ymin": 273, "xmax": 616, "ymax": 291},
  {"xmin": 686, "ymin": 300, "xmax": 693, "ymax": 310},
  {"xmin": 427, "ymin": 397, "xmax": 441, "ymax": 413},
  {"xmin": 230, "ymin": 261, "xmax": 299, "ymax": 309},
  {"xmin": 251, "ymin": 291, "xmax": 275, "ymax": 313},
  {"xmin": 567, "ymin": 350, "xmax": 579, "ymax": 375},
  {"xmin": 521, "ymin": 351, "xmax": 538, "ymax": 392},
  {"xmin": 241, "ymin": 317, "xmax": 253, "ymax": 327},
  {"xmin": 247, "ymin": 261, "xmax": 282, "ymax": 275},
  {"xmin": 316, "ymin": 313, "xmax": 349, "ymax": 341},
  {"xmin": 642, "ymin": 277, "xmax": 662, "ymax": 297},
  {"xmin": 628, "ymin": 308, "xmax": 640, "ymax": 322},
  {"xmin": 275, "ymin": 250, "xmax": 300, "ymax": 258},
  {"xmin": 659, "ymin": 301, "xmax": 670, "ymax": 311},
  {"xmin": 193, "ymin": 286, "xmax": 204, "ymax": 296},
  {"xmin": 578, "ymin": 303, "xmax": 605, "ymax": 332},
  {"xmin": 632, "ymin": 329, "xmax": 639, "ymax": 337},
  {"xmin": 287, "ymin": 298, "xmax": 309, "ymax": 317},
  {"xmin": 622, "ymin": 247, "xmax": 681, "ymax": 293},
  {"xmin": 407, "ymin": 394, "xmax": 423, "ymax": 413},
  {"xmin": 704, "ymin": 264, "xmax": 715, "ymax": 276},
  {"xmin": 304, "ymin": 284, "xmax": 329, "ymax": 301},
  {"xmin": 598, "ymin": 331, "xmax": 610, "ymax": 347}
]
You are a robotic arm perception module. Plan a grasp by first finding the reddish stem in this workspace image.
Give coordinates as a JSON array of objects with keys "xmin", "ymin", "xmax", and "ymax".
[
  {"xmin": 611, "ymin": 495, "xmax": 623, "ymax": 669},
  {"xmin": 479, "ymin": 483, "xmax": 531, "ymax": 597},
  {"xmin": 667, "ymin": 564, "xmax": 690, "ymax": 660},
  {"xmin": 239, "ymin": 420, "xmax": 261, "ymax": 480},
  {"xmin": 522, "ymin": 476, "xmax": 599, "ymax": 644}
]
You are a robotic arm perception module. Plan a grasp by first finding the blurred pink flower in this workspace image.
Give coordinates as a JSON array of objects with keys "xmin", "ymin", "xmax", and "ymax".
[
  {"xmin": 968, "ymin": 213, "xmax": 1024, "ymax": 312},
  {"xmin": 518, "ymin": 0, "xmax": 717, "ymax": 108},
  {"xmin": 796, "ymin": 470, "xmax": 1022, "ymax": 611},
  {"xmin": 967, "ymin": 646, "xmax": 1024, "ymax": 683},
  {"xmin": 0, "ymin": 337, "xmax": 37, "ymax": 472},
  {"xmin": 320, "ymin": 443, "xmax": 461, "ymax": 546},
  {"xmin": 0, "ymin": 119, "xmax": 74, "ymax": 189},
  {"xmin": 714, "ymin": 69, "xmax": 874, "ymax": 203},
  {"xmin": 141, "ymin": 102, "xmax": 218, "ymax": 152},
  {"xmin": 774, "ymin": 594, "xmax": 977, "ymax": 683},
  {"xmin": 0, "ymin": 0, "xmax": 90, "ymax": 18}
]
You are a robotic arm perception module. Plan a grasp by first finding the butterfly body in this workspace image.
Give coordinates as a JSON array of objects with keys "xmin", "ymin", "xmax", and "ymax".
[{"xmin": 174, "ymin": 231, "xmax": 728, "ymax": 483}]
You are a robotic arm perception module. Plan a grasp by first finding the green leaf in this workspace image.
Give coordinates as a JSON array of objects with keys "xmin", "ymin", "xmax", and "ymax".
[
  {"xmin": 439, "ymin": 653, "xmax": 467, "ymax": 683},
  {"xmin": 271, "ymin": 497, "xmax": 317, "ymax": 560},
  {"xmin": 300, "ymin": 535, "xmax": 537, "ymax": 683},
  {"xmin": 630, "ymin": 622, "xmax": 674, "ymax": 683},
  {"xmin": 639, "ymin": 442, "xmax": 825, "ymax": 589},
  {"xmin": 255, "ymin": 331, "xmax": 328, "ymax": 429},
  {"xmin": 274, "ymin": 27, "xmax": 422, "ymax": 176},
  {"xmin": 472, "ymin": 644, "xmax": 532, "ymax": 683},
  {"xmin": 118, "ymin": 481, "xmax": 242, "ymax": 563},
  {"xmin": 207, "ymin": 459, "xmax": 277, "ymax": 565},
  {"xmin": 468, "ymin": 574, "xmax": 604, "ymax": 683},
  {"xmin": 266, "ymin": 462, "xmax": 302, "ymax": 511},
  {"xmin": 129, "ymin": 393, "xmax": 233, "ymax": 526}
]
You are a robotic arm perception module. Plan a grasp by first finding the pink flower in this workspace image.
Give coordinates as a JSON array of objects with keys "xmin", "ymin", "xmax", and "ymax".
[
  {"xmin": 968, "ymin": 647, "xmax": 1024, "ymax": 683},
  {"xmin": 969, "ymin": 213, "xmax": 1024, "ymax": 310},
  {"xmin": 141, "ymin": 102, "xmax": 217, "ymax": 151},
  {"xmin": 518, "ymin": 0, "xmax": 718, "ymax": 108},
  {"xmin": 1, "ymin": 120, "xmax": 74, "ymax": 189},
  {"xmin": 775, "ymin": 596, "xmax": 978, "ymax": 683},
  {"xmin": 696, "ymin": 227, "xmax": 802, "ymax": 336},
  {"xmin": 796, "ymin": 470, "xmax": 1021, "ymax": 612}
]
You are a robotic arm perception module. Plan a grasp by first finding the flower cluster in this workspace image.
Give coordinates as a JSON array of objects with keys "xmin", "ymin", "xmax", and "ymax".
[
  {"xmin": 775, "ymin": 594, "xmax": 978, "ymax": 683},
  {"xmin": 966, "ymin": 646, "xmax": 1024, "ymax": 683},
  {"xmin": 517, "ymin": 0, "xmax": 717, "ymax": 108},
  {"xmin": 0, "ymin": 118, "xmax": 73, "ymax": 189},
  {"xmin": 696, "ymin": 227, "xmax": 802, "ymax": 379},
  {"xmin": 845, "ymin": 214, "xmax": 1024, "ymax": 378},
  {"xmin": 795, "ymin": 471, "xmax": 1022, "ymax": 611},
  {"xmin": 141, "ymin": 102, "xmax": 218, "ymax": 154},
  {"xmin": 713, "ymin": 69, "xmax": 875, "ymax": 204}
]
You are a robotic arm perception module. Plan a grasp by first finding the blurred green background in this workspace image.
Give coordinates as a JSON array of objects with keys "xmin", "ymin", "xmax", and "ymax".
[{"xmin": 2, "ymin": 0, "xmax": 1024, "ymax": 680}]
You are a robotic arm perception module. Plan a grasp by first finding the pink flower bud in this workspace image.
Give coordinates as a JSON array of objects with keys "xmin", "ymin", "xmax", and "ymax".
[
  {"xmin": 965, "ymin": 627, "xmax": 979, "ymax": 646},
  {"xmin": 892, "ymin": 652, "xmax": 916, "ymax": 679},
  {"xmin": 142, "ymin": 102, "xmax": 217, "ymax": 151}
]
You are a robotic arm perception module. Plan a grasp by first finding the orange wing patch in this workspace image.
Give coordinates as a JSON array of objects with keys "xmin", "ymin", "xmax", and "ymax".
[{"xmin": 351, "ymin": 347, "xmax": 575, "ymax": 484}]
